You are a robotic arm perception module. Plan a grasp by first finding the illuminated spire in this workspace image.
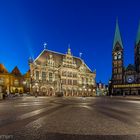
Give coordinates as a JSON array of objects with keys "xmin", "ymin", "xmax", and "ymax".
[
  {"xmin": 113, "ymin": 19, "xmax": 123, "ymax": 49},
  {"xmin": 136, "ymin": 21, "xmax": 140, "ymax": 45},
  {"xmin": 67, "ymin": 43, "xmax": 71, "ymax": 55}
]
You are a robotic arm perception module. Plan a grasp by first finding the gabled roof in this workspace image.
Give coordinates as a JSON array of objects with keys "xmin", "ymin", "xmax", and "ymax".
[
  {"xmin": 136, "ymin": 21, "xmax": 140, "ymax": 45},
  {"xmin": 0, "ymin": 64, "xmax": 8, "ymax": 73},
  {"xmin": 113, "ymin": 19, "xmax": 123, "ymax": 49},
  {"xmin": 34, "ymin": 49, "xmax": 93, "ymax": 73},
  {"xmin": 24, "ymin": 70, "xmax": 30, "ymax": 78},
  {"xmin": 11, "ymin": 66, "xmax": 22, "ymax": 76}
]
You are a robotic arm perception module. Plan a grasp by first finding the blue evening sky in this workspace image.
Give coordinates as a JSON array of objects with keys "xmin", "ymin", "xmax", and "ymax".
[{"xmin": 0, "ymin": 0, "xmax": 140, "ymax": 83}]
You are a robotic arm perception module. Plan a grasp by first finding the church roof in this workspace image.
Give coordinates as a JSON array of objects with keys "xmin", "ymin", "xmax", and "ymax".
[
  {"xmin": 136, "ymin": 21, "xmax": 140, "ymax": 45},
  {"xmin": 34, "ymin": 49, "xmax": 93, "ymax": 73},
  {"xmin": 11, "ymin": 66, "xmax": 22, "ymax": 76},
  {"xmin": 0, "ymin": 64, "xmax": 8, "ymax": 73},
  {"xmin": 126, "ymin": 64, "xmax": 135, "ymax": 71},
  {"xmin": 113, "ymin": 19, "xmax": 123, "ymax": 49}
]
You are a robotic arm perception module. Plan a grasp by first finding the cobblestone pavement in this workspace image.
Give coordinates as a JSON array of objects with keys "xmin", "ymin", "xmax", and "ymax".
[{"xmin": 0, "ymin": 96, "xmax": 140, "ymax": 140}]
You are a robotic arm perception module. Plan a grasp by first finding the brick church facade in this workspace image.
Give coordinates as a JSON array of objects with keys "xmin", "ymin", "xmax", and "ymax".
[{"xmin": 110, "ymin": 20, "xmax": 140, "ymax": 95}]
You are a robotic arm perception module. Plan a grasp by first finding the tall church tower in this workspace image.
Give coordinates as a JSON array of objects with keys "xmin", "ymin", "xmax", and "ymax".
[
  {"xmin": 135, "ymin": 22, "xmax": 140, "ymax": 79},
  {"xmin": 112, "ymin": 20, "xmax": 124, "ymax": 84}
]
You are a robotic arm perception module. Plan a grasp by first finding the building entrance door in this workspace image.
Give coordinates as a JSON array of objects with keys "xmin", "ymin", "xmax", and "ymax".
[
  {"xmin": 15, "ymin": 88, "xmax": 18, "ymax": 93},
  {"xmin": 138, "ymin": 90, "xmax": 140, "ymax": 95}
]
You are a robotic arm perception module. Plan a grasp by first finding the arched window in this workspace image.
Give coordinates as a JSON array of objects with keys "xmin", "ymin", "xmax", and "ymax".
[
  {"xmin": 114, "ymin": 53, "xmax": 117, "ymax": 60},
  {"xmin": 118, "ymin": 52, "xmax": 122, "ymax": 59},
  {"xmin": 42, "ymin": 72, "xmax": 46, "ymax": 81}
]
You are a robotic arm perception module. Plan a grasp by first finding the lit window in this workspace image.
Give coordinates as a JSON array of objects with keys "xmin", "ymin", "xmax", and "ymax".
[
  {"xmin": 49, "ymin": 73, "xmax": 53, "ymax": 82},
  {"xmin": 36, "ymin": 71, "xmax": 39, "ymax": 80},
  {"xmin": 118, "ymin": 52, "xmax": 122, "ymax": 59},
  {"xmin": 0, "ymin": 78, "xmax": 4, "ymax": 85},
  {"xmin": 14, "ymin": 80, "xmax": 19, "ymax": 86},
  {"xmin": 42, "ymin": 72, "xmax": 46, "ymax": 81}
]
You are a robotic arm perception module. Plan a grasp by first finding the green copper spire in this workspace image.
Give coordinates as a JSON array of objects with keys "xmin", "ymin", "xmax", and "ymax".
[
  {"xmin": 113, "ymin": 19, "xmax": 123, "ymax": 49},
  {"xmin": 136, "ymin": 21, "xmax": 140, "ymax": 45}
]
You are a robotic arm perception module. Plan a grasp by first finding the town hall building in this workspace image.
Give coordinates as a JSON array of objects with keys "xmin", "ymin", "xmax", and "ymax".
[{"xmin": 29, "ymin": 45, "xmax": 96, "ymax": 96}]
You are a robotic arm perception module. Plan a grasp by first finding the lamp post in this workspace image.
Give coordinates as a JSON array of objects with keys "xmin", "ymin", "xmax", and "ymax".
[
  {"xmin": 0, "ymin": 79, "xmax": 3, "ymax": 99},
  {"xmin": 35, "ymin": 82, "xmax": 38, "ymax": 97},
  {"xmin": 108, "ymin": 80, "xmax": 112, "ymax": 96},
  {"xmin": 83, "ymin": 85, "xmax": 85, "ymax": 97}
]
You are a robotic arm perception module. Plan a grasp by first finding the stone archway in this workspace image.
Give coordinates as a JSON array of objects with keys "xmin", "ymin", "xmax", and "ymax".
[
  {"xmin": 78, "ymin": 88, "xmax": 82, "ymax": 96},
  {"xmin": 48, "ymin": 87, "xmax": 54, "ymax": 96},
  {"xmin": 73, "ymin": 89, "xmax": 77, "ymax": 96},
  {"xmin": 67, "ymin": 89, "xmax": 72, "ymax": 96},
  {"xmin": 40, "ymin": 86, "xmax": 47, "ymax": 96},
  {"xmin": 15, "ymin": 88, "xmax": 18, "ymax": 93},
  {"xmin": 32, "ymin": 85, "xmax": 39, "ymax": 96},
  {"xmin": 32, "ymin": 86, "xmax": 36, "ymax": 93}
]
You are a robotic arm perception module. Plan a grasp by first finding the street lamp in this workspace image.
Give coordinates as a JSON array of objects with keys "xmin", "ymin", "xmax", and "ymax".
[
  {"xmin": 108, "ymin": 80, "xmax": 112, "ymax": 96},
  {"xmin": 0, "ymin": 78, "xmax": 3, "ymax": 99},
  {"xmin": 35, "ymin": 83, "xmax": 39, "ymax": 97}
]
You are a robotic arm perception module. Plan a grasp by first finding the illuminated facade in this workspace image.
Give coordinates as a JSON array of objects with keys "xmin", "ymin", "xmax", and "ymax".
[
  {"xmin": 110, "ymin": 20, "xmax": 140, "ymax": 95},
  {"xmin": 29, "ymin": 45, "xmax": 96, "ymax": 96},
  {"xmin": 0, "ymin": 64, "xmax": 30, "ymax": 94},
  {"xmin": 96, "ymin": 82, "xmax": 108, "ymax": 96}
]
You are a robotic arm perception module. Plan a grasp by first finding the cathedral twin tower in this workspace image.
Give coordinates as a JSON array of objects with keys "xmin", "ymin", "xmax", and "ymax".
[{"xmin": 111, "ymin": 20, "xmax": 140, "ymax": 95}]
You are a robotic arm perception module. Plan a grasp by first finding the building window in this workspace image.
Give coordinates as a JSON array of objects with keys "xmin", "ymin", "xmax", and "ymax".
[
  {"xmin": 42, "ymin": 72, "xmax": 46, "ymax": 81},
  {"xmin": 67, "ymin": 72, "xmax": 72, "ymax": 77},
  {"xmin": 118, "ymin": 52, "xmax": 122, "ymax": 59},
  {"xmin": 0, "ymin": 78, "xmax": 4, "ymax": 85},
  {"xmin": 73, "ymin": 73, "xmax": 77, "ymax": 78},
  {"xmin": 113, "ymin": 75, "xmax": 116, "ymax": 79},
  {"xmin": 82, "ymin": 77, "xmax": 85, "ymax": 84},
  {"xmin": 73, "ymin": 80, "xmax": 77, "ymax": 85},
  {"xmin": 113, "ymin": 61, "xmax": 117, "ymax": 67},
  {"xmin": 114, "ymin": 69, "xmax": 117, "ymax": 73},
  {"xmin": 49, "ymin": 73, "xmax": 53, "ymax": 82},
  {"xmin": 55, "ymin": 74, "xmax": 58, "ymax": 80},
  {"xmin": 14, "ymin": 80, "xmax": 19, "ymax": 86},
  {"xmin": 68, "ymin": 79, "xmax": 72, "ymax": 85},
  {"xmin": 62, "ymin": 71, "xmax": 66, "ymax": 76},
  {"xmin": 86, "ymin": 78, "xmax": 88, "ymax": 84},
  {"xmin": 118, "ymin": 68, "xmax": 122, "ymax": 73},
  {"xmin": 118, "ymin": 61, "xmax": 122, "ymax": 67},
  {"xmin": 90, "ymin": 78, "xmax": 92, "ymax": 85},
  {"xmin": 62, "ymin": 79, "xmax": 66, "ymax": 85},
  {"xmin": 36, "ymin": 71, "xmax": 39, "ymax": 80},
  {"xmin": 119, "ymin": 74, "xmax": 122, "ymax": 79}
]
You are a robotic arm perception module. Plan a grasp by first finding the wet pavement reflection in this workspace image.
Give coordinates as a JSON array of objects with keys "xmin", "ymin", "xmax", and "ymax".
[{"xmin": 0, "ymin": 97, "xmax": 140, "ymax": 140}]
